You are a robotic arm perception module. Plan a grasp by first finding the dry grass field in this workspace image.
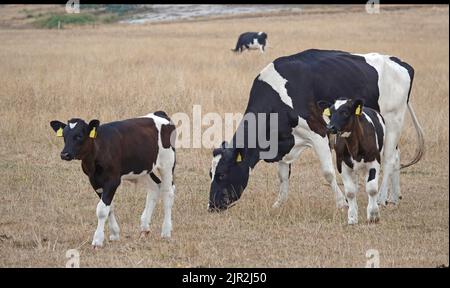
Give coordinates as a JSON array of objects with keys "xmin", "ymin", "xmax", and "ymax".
[{"xmin": 0, "ymin": 5, "xmax": 448, "ymax": 267}]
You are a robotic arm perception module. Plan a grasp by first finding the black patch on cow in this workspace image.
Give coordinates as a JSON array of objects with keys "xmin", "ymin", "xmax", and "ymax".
[
  {"xmin": 154, "ymin": 111, "xmax": 171, "ymax": 121},
  {"xmin": 389, "ymin": 56, "xmax": 415, "ymax": 103},
  {"xmin": 273, "ymin": 49, "xmax": 380, "ymax": 120},
  {"xmin": 161, "ymin": 124, "xmax": 176, "ymax": 149},
  {"xmin": 149, "ymin": 172, "xmax": 161, "ymax": 184},
  {"xmin": 368, "ymin": 168, "xmax": 376, "ymax": 182}
]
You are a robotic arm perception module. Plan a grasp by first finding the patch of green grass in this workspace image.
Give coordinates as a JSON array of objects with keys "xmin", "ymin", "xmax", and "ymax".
[{"xmin": 35, "ymin": 13, "xmax": 96, "ymax": 29}]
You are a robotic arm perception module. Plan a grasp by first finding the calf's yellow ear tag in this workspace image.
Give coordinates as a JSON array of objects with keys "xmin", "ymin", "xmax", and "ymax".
[
  {"xmin": 323, "ymin": 108, "xmax": 331, "ymax": 117},
  {"xmin": 236, "ymin": 152, "xmax": 243, "ymax": 163},
  {"xmin": 355, "ymin": 105, "xmax": 362, "ymax": 116},
  {"xmin": 89, "ymin": 127, "xmax": 97, "ymax": 139},
  {"xmin": 56, "ymin": 127, "xmax": 63, "ymax": 137}
]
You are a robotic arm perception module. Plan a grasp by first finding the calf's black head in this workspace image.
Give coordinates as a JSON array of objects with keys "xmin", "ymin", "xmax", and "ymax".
[
  {"xmin": 208, "ymin": 141, "xmax": 250, "ymax": 212},
  {"xmin": 50, "ymin": 118, "xmax": 99, "ymax": 161},
  {"xmin": 318, "ymin": 99, "xmax": 364, "ymax": 135}
]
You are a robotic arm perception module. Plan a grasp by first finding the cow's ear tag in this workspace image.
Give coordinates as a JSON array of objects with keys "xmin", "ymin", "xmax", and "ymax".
[
  {"xmin": 89, "ymin": 127, "xmax": 97, "ymax": 139},
  {"xmin": 355, "ymin": 105, "xmax": 362, "ymax": 116},
  {"xmin": 56, "ymin": 127, "xmax": 63, "ymax": 137},
  {"xmin": 236, "ymin": 152, "xmax": 243, "ymax": 163},
  {"xmin": 323, "ymin": 108, "xmax": 331, "ymax": 117}
]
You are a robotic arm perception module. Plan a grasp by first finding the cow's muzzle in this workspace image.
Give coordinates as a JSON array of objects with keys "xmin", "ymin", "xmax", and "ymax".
[
  {"xmin": 60, "ymin": 152, "xmax": 73, "ymax": 161},
  {"xmin": 326, "ymin": 124, "xmax": 337, "ymax": 134}
]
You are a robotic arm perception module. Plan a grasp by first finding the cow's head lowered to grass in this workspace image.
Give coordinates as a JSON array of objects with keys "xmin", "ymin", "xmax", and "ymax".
[
  {"xmin": 208, "ymin": 141, "xmax": 252, "ymax": 212},
  {"xmin": 50, "ymin": 118, "xmax": 99, "ymax": 161}
]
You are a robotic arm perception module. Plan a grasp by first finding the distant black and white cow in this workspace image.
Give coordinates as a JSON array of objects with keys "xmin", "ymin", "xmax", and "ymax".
[
  {"xmin": 232, "ymin": 32, "xmax": 267, "ymax": 53},
  {"xmin": 318, "ymin": 98, "xmax": 386, "ymax": 224},
  {"xmin": 208, "ymin": 49, "xmax": 424, "ymax": 212},
  {"xmin": 50, "ymin": 111, "xmax": 176, "ymax": 248}
]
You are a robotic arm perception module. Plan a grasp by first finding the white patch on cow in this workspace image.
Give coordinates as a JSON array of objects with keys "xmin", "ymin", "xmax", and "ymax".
[
  {"xmin": 258, "ymin": 62, "xmax": 293, "ymax": 108},
  {"xmin": 121, "ymin": 170, "xmax": 148, "ymax": 181},
  {"xmin": 69, "ymin": 122, "xmax": 77, "ymax": 129},
  {"xmin": 210, "ymin": 154, "xmax": 222, "ymax": 183},
  {"xmin": 333, "ymin": 99, "xmax": 348, "ymax": 110},
  {"xmin": 247, "ymin": 38, "xmax": 261, "ymax": 50},
  {"xmin": 340, "ymin": 131, "xmax": 351, "ymax": 138},
  {"xmin": 363, "ymin": 112, "xmax": 379, "ymax": 150},
  {"xmin": 258, "ymin": 31, "xmax": 263, "ymax": 35}
]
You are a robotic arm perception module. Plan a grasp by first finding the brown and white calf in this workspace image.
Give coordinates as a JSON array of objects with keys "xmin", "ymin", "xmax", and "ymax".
[
  {"xmin": 318, "ymin": 99, "xmax": 386, "ymax": 224},
  {"xmin": 50, "ymin": 111, "xmax": 176, "ymax": 247}
]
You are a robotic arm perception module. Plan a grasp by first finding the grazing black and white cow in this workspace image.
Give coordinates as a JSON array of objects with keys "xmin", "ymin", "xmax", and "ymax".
[
  {"xmin": 232, "ymin": 32, "xmax": 267, "ymax": 53},
  {"xmin": 208, "ymin": 49, "xmax": 424, "ymax": 212},
  {"xmin": 50, "ymin": 111, "xmax": 176, "ymax": 248},
  {"xmin": 319, "ymin": 98, "xmax": 386, "ymax": 224}
]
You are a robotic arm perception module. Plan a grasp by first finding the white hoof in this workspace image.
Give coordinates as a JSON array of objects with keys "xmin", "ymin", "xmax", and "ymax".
[
  {"xmin": 109, "ymin": 234, "xmax": 120, "ymax": 241},
  {"xmin": 272, "ymin": 201, "xmax": 282, "ymax": 209},
  {"xmin": 348, "ymin": 217, "xmax": 358, "ymax": 225}
]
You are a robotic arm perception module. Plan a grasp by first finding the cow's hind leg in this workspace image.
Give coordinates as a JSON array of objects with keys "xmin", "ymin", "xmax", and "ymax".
[
  {"xmin": 388, "ymin": 147, "xmax": 401, "ymax": 204},
  {"xmin": 311, "ymin": 134, "xmax": 348, "ymax": 209},
  {"xmin": 272, "ymin": 162, "xmax": 291, "ymax": 208},
  {"xmin": 158, "ymin": 151, "xmax": 176, "ymax": 239},
  {"xmin": 108, "ymin": 203, "xmax": 120, "ymax": 241},
  {"xmin": 366, "ymin": 163, "xmax": 380, "ymax": 223},
  {"xmin": 378, "ymin": 114, "xmax": 405, "ymax": 206},
  {"xmin": 140, "ymin": 174, "xmax": 161, "ymax": 236}
]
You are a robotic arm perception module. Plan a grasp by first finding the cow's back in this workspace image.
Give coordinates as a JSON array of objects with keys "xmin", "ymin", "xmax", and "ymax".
[
  {"xmin": 270, "ymin": 49, "xmax": 381, "ymax": 118},
  {"xmin": 98, "ymin": 118, "xmax": 159, "ymax": 175}
]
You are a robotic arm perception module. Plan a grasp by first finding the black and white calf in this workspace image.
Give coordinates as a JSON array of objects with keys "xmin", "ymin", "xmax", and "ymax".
[
  {"xmin": 50, "ymin": 111, "xmax": 176, "ymax": 248},
  {"xmin": 232, "ymin": 32, "xmax": 267, "ymax": 53},
  {"xmin": 319, "ymin": 98, "xmax": 386, "ymax": 224},
  {"xmin": 208, "ymin": 49, "xmax": 424, "ymax": 212}
]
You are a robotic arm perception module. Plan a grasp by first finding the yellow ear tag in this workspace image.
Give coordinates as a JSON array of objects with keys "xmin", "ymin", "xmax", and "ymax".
[
  {"xmin": 323, "ymin": 108, "xmax": 331, "ymax": 117},
  {"xmin": 89, "ymin": 127, "xmax": 97, "ymax": 139},
  {"xmin": 56, "ymin": 127, "xmax": 63, "ymax": 137},
  {"xmin": 236, "ymin": 152, "xmax": 243, "ymax": 163},
  {"xmin": 355, "ymin": 105, "xmax": 362, "ymax": 116}
]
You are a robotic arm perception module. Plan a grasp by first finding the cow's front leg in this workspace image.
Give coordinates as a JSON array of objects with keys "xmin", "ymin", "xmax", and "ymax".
[
  {"xmin": 272, "ymin": 162, "xmax": 291, "ymax": 208},
  {"xmin": 311, "ymin": 134, "xmax": 348, "ymax": 209},
  {"xmin": 341, "ymin": 164, "xmax": 358, "ymax": 224},
  {"xmin": 92, "ymin": 179, "xmax": 120, "ymax": 248}
]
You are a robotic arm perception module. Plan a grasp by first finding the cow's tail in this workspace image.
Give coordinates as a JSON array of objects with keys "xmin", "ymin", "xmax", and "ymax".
[
  {"xmin": 400, "ymin": 101, "xmax": 425, "ymax": 169},
  {"xmin": 231, "ymin": 42, "xmax": 240, "ymax": 52}
]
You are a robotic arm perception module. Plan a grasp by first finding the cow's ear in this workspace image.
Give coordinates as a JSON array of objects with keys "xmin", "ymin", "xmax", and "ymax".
[
  {"xmin": 88, "ymin": 119, "xmax": 100, "ymax": 139},
  {"xmin": 317, "ymin": 100, "xmax": 332, "ymax": 116},
  {"xmin": 213, "ymin": 148, "xmax": 222, "ymax": 157},
  {"xmin": 353, "ymin": 99, "xmax": 364, "ymax": 116},
  {"xmin": 50, "ymin": 120, "xmax": 66, "ymax": 137}
]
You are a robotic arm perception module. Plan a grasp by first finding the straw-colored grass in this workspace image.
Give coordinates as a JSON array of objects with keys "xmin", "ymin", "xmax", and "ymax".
[{"xmin": 0, "ymin": 5, "xmax": 448, "ymax": 267}]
